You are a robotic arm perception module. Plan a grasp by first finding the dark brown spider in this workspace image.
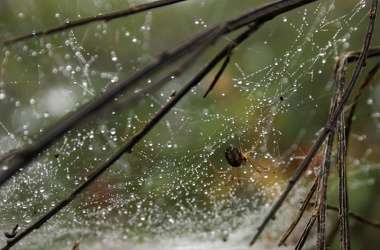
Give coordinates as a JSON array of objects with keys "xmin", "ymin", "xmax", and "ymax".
[{"xmin": 208, "ymin": 139, "xmax": 279, "ymax": 188}]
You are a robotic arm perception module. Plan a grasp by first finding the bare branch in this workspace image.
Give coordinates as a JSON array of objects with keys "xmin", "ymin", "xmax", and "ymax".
[
  {"xmin": 295, "ymin": 201, "xmax": 319, "ymax": 249},
  {"xmin": 249, "ymin": 0, "xmax": 378, "ymax": 245},
  {"xmin": 203, "ymin": 44, "xmax": 233, "ymax": 98},
  {"xmin": 2, "ymin": 0, "xmax": 187, "ymax": 45},
  {"xmin": 316, "ymin": 115, "xmax": 334, "ymax": 249},
  {"xmin": 335, "ymin": 50, "xmax": 350, "ymax": 250},
  {"xmin": 308, "ymin": 202, "xmax": 380, "ymax": 229},
  {"xmin": 278, "ymin": 175, "xmax": 319, "ymax": 247}
]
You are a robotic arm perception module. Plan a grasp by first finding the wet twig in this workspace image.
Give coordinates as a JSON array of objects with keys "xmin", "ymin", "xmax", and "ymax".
[
  {"xmin": 283, "ymin": 49, "xmax": 380, "ymax": 250},
  {"xmin": 249, "ymin": 0, "xmax": 378, "ymax": 246},
  {"xmin": 203, "ymin": 44, "xmax": 233, "ymax": 98},
  {"xmin": 278, "ymin": 175, "xmax": 319, "ymax": 247},
  {"xmin": 315, "ymin": 57, "xmax": 344, "ymax": 248},
  {"xmin": 2, "ymin": 0, "xmax": 187, "ymax": 45},
  {"xmin": 338, "ymin": 87, "xmax": 350, "ymax": 249},
  {"xmin": 334, "ymin": 49, "xmax": 350, "ymax": 250},
  {"xmin": 307, "ymin": 202, "xmax": 380, "ymax": 229},
  {"xmin": 71, "ymin": 236, "xmax": 83, "ymax": 250}
]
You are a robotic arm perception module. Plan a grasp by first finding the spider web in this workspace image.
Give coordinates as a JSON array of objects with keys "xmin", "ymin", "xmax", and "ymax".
[{"xmin": 1, "ymin": 0, "xmax": 380, "ymax": 249}]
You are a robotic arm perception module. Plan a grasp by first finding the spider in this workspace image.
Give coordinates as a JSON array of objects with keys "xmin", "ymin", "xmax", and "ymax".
[{"xmin": 208, "ymin": 138, "xmax": 279, "ymax": 188}]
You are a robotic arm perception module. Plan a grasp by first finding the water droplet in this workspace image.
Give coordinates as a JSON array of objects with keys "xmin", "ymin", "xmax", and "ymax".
[
  {"xmin": 0, "ymin": 90, "xmax": 6, "ymax": 100},
  {"xmin": 314, "ymin": 166, "xmax": 320, "ymax": 173},
  {"xmin": 319, "ymin": 48, "xmax": 326, "ymax": 56},
  {"xmin": 111, "ymin": 51, "xmax": 118, "ymax": 62}
]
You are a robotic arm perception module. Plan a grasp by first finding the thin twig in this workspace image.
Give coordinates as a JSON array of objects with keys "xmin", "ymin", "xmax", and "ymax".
[
  {"xmin": 335, "ymin": 53, "xmax": 350, "ymax": 250},
  {"xmin": 72, "ymin": 236, "xmax": 83, "ymax": 250},
  {"xmin": 337, "ymin": 60, "xmax": 380, "ymax": 248},
  {"xmin": 343, "ymin": 46, "xmax": 380, "ymax": 62},
  {"xmin": 0, "ymin": 0, "xmax": 318, "ymax": 187},
  {"xmin": 295, "ymin": 200, "xmax": 319, "ymax": 249},
  {"xmin": 249, "ymin": 0, "xmax": 378, "ymax": 245},
  {"xmin": 321, "ymin": 56, "xmax": 380, "ymax": 248},
  {"xmin": 296, "ymin": 196, "xmax": 380, "ymax": 249},
  {"xmin": 286, "ymin": 51, "xmax": 375, "ymax": 249},
  {"xmin": 308, "ymin": 202, "xmax": 380, "ymax": 229},
  {"xmin": 203, "ymin": 44, "xmax": 233, "ymax": 98},
  {"xmin": 316, "ymin": 118, "xmax": 335, "ymax": 249},
  {"xmin": 2, "ymin": 0, "xmax": 187, "ymax": 45},
  {"xmin": 278, "ymin": 175, "xmax": 319, "ymax": 247},
  {"xmin": 314, "ymin": 39, "xmax": 350, "ymax": 250},
  {"xmin": 338, "ymin": 99, "xmax": 350, "ymax": 250}
]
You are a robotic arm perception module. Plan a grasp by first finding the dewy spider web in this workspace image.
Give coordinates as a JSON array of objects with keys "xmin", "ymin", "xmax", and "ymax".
[{"xmin": 1, "ymin": 0, "xmax": 380, "ymax": 249}]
